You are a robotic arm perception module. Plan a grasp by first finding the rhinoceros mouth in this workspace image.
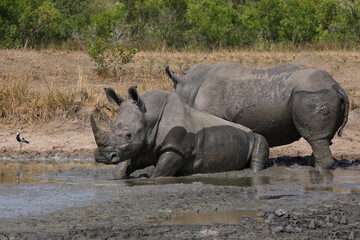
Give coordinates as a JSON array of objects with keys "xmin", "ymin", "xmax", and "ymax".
[{"xmin": 94, "ymin": 150, "xmax": 123, "ymax": 165}]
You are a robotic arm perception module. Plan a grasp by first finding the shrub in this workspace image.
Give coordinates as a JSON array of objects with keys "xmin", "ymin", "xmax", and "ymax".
[
  {"xmin": 316, "ymin": 0, "xmax": 360, "ymax": 45},
  {"xmin": 1, "ymin": 0, "xmax": 360, "ymax": 50},
  {"xmin": 279, "ymin": 0, "xmax": 318, "ymax": 45},
  {"xmin": 88, "ymin": 3, "xmax": 127, "ymax": 42},
  {"xmin": 240, "ymin": 0, "xmax": 286, "ymax": 46},
  {"xmin": 13, "ymin": 0, "xmax": 65, "ymax": 48},
  {"xmin": 185, "ymin": 0, "xmax": 241, "ymax": 48},
  {"xmin": 88, "ymin": 39, "xmax": 137, "ymax": 77}
]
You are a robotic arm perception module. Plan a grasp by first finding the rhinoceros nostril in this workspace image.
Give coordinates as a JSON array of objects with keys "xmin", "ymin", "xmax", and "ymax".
[{"xmin": 110, "ymin": 153, "xmax": 117, "ymax": 159}]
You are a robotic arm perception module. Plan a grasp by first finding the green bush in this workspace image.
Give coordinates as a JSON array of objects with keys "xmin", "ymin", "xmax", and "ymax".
[
  {"xmin": 279, "ymin": 0, "xmax": 318, "ymax": 45},
  {"xmin": 316, "ymin": 0, "xmax": 360, "ymax": 45},
  {"xmin": 88, "ymin": 39, "xmax": 137, "ymax": 77},
  {"xmin": 0, "ymin": 0, "xmax": 359, "ymax": 50},
  {"xmin": 240, "ymin": 0, "xmax": 286, "ymax": 46},
  {"xmin": 6, "ymin": 0, "xmax": 65, "ymax": 48},
  {"xmin": 185, "ymin": 0, "xmax": 241, "ymax": 48},
  {"xmin": 87, "ymin": 39, "xmax": 109, "ymax": 76},
  {"xmin": 88, "ymin": 3, "xmax": 127, "ymax": 42},
  {"xmin": 122, "ymin": 0, "xmax": 191, "ymax": 49}
]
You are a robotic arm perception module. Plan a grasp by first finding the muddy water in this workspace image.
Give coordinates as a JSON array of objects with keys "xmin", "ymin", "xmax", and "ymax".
[
  {"xmin": 0, "ymin": 161, "xmax": 113, "ymax": 218},
  {"xmin": 0, "ymin": 161, "xmax": 111, "ymax": 184},
  {"xmin": 164, "ymin": 209, "xmax": 260, "ymax": 225},
  {"xmin": 0, "ymin": 160, "xmax": 359, "ymax": 221}
]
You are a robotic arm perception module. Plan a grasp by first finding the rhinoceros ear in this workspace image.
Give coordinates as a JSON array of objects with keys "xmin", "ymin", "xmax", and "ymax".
[
  {"xmin": 104, "ymin": 88, "xmax": 124, "ymax": 106},
  {"xmin": 128, "ymin": 86, "xmax": 146, "ymax": 112},
  {"xmin": 165, "ymin": 66, "xmax": 184, "ymax": 86}
]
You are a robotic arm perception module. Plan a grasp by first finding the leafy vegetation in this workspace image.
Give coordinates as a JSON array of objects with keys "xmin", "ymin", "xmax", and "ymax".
[
  {"xmin": 0, "ymin": 0, "xmax": 359, "ymax": 50},
  {"xmin": 87, "ymin": 39, "xmax": 137, "ymax": 76}
]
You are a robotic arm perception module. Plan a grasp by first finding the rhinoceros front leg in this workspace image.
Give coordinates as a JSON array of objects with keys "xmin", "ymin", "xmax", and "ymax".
[
  {"xmin": 152, "ymin": 151, "xmax": 183, "ymax": 178},
  {"xmin": 117, "ymin": 160, "xmax": 132, "ymax": 178},
  {"xmin": 118, "ymin": 156, "xmax": 154, "ymax": 178},
  {"xmin": 250, "ymin": 134, "xmax": 269, "ymax": 172}
]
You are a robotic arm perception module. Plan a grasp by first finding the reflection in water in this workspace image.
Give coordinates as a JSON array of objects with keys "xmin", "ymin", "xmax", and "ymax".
[
  {"xmin": 124, "ymin": 175, "xmax": 272, "ymax": 187},
  {"xmin": 0, "ymin": 161, "xmax": 110, "ymax": 184},
  {"xmin": 163, "ymin": 209, "xmax": 259, "ymax": 225},
  {"xmin": 308, "ymin": 170, "xmax": 334, "ymax": 184},
  {"xmin": 1, "ymin": 161, "xmax": 359, "ymax": 189},
  {"xmin": 124, "ymin": 168, "xmax": 360, "ymax": 188}
]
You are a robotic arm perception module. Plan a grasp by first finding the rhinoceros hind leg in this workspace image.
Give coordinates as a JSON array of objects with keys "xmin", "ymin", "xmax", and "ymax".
[
  {"xmin": 152, "ymin": 151, "xmax": 183, "ymax": 178},
  {"xmin": 309, "ymin": 139, "xmax": 334, "ymax": 170},
  {"xmin": 250, "ymin": 134, "xmax": 269, "ymax": 172},
  {"xmin": 292, "ymin": 90, "xmax": 341, "ymax": 170}
]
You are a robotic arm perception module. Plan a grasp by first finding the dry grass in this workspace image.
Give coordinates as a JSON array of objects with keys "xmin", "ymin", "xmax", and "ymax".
[{"xmin": 0, "ymin": 49, "xmax": 359, "ymax": 128}]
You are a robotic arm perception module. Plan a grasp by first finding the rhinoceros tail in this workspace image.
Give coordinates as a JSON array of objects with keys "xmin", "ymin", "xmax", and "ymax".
[
  {"xmin": 336, "ymin": 86, "xmax": 349, "ymax": 137},
  {"xmin": 165, "ymin": 66, "xmax": 172, "ymax": 79},
  {"xmin": 165, "ymin": 66, "xmax": 184, "ymax": 85}
]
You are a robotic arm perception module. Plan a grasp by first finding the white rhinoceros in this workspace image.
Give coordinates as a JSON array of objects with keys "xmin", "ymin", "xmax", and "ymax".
[
  {"xmin": 91, "ymin": 87, "xmax": 269, "ymax": 177},
  {"xmin": 165, "ymin": 63, "xmax": 349, "ymax": 170}
]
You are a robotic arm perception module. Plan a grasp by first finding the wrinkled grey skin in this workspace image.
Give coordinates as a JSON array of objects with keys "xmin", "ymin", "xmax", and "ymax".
[
  {"xmin": 165, "ymin": 63, "xmax": 349, "ymax": 170},
  {"xmin": 91, "ymin": 87, "xmax": 269, "ymax": 178}
]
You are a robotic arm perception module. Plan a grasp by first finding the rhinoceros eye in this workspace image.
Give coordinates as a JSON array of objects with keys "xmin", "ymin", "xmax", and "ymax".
[{"xmin": 125, "ymin": 133, "xmax": 132, "ymax": 139}]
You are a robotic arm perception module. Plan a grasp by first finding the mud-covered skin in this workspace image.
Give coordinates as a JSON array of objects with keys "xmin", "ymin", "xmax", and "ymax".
[
  {"xmin": 153, "ymin": 126, "xmax": 268, "ymax": 177},
  {"xmin": 166, "ymin": 63, "xmax": 349, "ymax": 170},
  {"xmin": 91, "ymin": 87, "xmax": 269, "ymax": 177}
]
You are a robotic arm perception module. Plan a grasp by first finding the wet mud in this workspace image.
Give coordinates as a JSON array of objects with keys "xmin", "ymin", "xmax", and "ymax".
[{"xmin": 0, "ymin": 157, "xmax": 359, "ymax": 239}]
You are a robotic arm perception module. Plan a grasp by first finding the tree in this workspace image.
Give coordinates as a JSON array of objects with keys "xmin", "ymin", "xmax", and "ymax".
[
  {"xmin": 185, "ymin": 0, "xmax": 241, "ymax": 48},
  {"xmin": 279, "ymin": 0, "xmax": 318, "ymax": 45}
]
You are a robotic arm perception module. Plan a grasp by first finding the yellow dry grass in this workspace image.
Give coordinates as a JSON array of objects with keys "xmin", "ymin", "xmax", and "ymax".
[{"xmin": 0, "ymin": 49, "xmax": 359, "ymax": 128}]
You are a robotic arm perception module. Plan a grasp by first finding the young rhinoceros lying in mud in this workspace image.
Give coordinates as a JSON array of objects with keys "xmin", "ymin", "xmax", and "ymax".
[
  {"xmin": 165, "ymin": 63, "xmax": 349, "ymax": 170},
  {"xmin": 90, "ymin": 87, "xmax": 269, "ymax": 178}
]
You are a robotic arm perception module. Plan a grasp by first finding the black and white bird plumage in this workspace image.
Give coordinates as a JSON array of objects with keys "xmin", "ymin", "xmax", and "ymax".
[{"xmin": 16, "ymin": 133, "xmax": 29, "ymax": 149}]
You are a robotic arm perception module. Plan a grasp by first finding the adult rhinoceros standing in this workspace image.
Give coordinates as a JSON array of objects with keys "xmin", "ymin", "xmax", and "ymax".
[
  {"xmin": 90, "ymin": 87, "xmax": 269, "ymax": 177},
  {"xmin": 165, "ymin": 63, "xmax": 349, "ymax": 170}
]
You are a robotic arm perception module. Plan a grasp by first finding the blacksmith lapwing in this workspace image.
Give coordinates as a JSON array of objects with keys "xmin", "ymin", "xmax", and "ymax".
[{"xmin": 16, "ymin": 133, "xmax": 29, "ymax": 149}]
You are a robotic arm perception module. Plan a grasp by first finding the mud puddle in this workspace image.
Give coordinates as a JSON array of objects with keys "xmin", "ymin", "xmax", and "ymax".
[
  {"xmin": 163, "ymin": 209, "xmax": 260, "ymax": 225},
  {"xmin": 0, "ymin": 160, "xmax": 359, "ymax": 220},
  {"xmin": 0, "ymin": 161, "xmax": 112, "ymax": 184}
]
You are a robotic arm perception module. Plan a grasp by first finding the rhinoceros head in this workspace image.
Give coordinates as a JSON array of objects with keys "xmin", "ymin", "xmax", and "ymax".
[{"xmin": 91, "ymin": 87, "xmax": 147, "ymax": 164}]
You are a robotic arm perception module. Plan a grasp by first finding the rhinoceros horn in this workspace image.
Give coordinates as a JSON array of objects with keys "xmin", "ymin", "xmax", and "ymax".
[{"xmin": 90, "ymin": 114, "xmax": 108, "ymax": 147}]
